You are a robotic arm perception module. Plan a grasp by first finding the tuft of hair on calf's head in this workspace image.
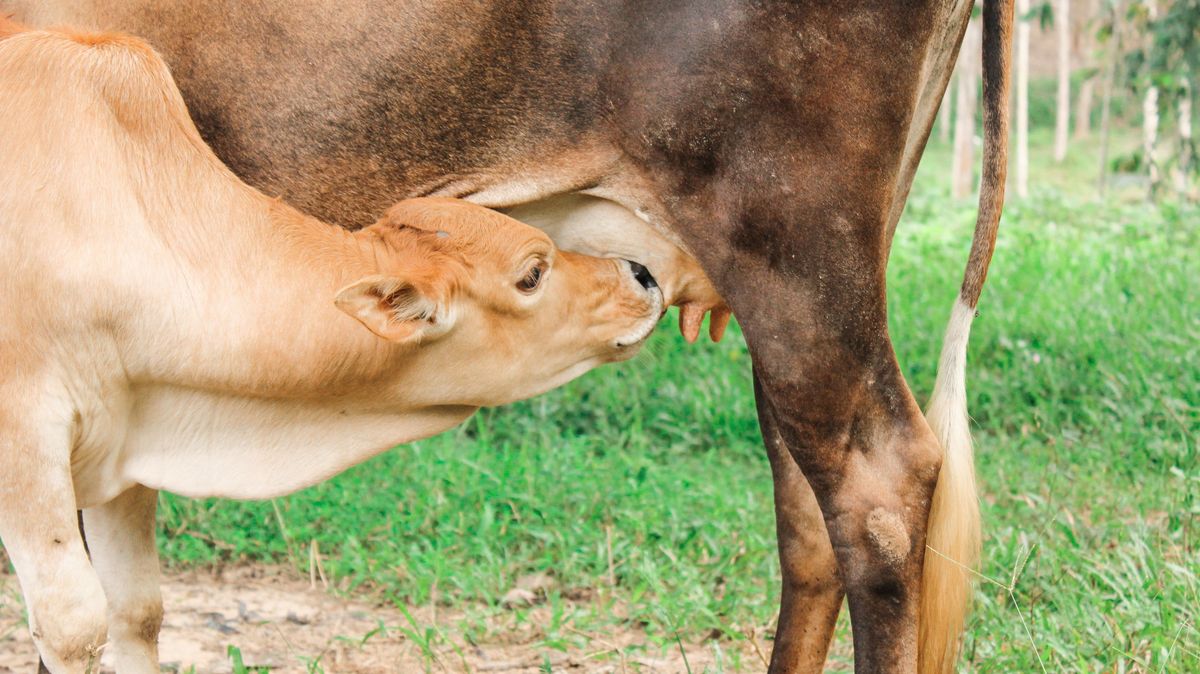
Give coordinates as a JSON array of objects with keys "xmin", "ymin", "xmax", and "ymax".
[
  {"xmin": 0, "ymin": 14, "xmax": 27, "ymax": 39},
  {"xmin": 376, "ymin": 198, "xmax": 548, "ymax": 262},
  {"xmin": 359, "ymin": 213, "xmax": 468, "ymax": 301}
]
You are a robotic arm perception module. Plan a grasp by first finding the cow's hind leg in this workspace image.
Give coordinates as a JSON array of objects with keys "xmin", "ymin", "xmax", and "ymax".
[
  {"xmin": 0, "ymin": 405, "xmax": 107, "ymax": 673},
  {"xmin": 755, "ymin": 374, "xmax": 844, "ymax": 674},
  {"xmin": 82, "ymin": 485, "xmax": 162, "ymax": 674},
  {"xmin": 715, "ymin": 210, "xmax": 946, "ymax": 672},
  {"xmin": 747, "ymin": 323, "xmax": 943, "ymax": 674}
]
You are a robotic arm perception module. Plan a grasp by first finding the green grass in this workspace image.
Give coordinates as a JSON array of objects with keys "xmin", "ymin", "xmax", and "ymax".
[{"xmin": 155, "ymin": 130, "xmax": 1198, "ymax": 672}]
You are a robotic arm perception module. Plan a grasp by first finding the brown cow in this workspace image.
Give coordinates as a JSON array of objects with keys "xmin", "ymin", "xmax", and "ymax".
[{"xmin": 6, "ymin": 2, "xmax": 1013, "ymax": 672}]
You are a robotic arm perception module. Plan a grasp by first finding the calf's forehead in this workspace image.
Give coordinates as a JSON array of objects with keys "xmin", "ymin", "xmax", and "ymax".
[{"xmin": 387, "ymin": 199, "xmax": 553, "ymax": 263}]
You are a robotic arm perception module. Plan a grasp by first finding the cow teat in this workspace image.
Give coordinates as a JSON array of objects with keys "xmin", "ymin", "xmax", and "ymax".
[{"xmin": 501, "ymin": 194, "xmax": 730, "ymax": 344}]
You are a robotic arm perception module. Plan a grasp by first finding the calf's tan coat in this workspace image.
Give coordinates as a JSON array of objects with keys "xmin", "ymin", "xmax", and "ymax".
[{"xmin": 0, "ymin": 25, "xmax": 663, "ymax": 673}]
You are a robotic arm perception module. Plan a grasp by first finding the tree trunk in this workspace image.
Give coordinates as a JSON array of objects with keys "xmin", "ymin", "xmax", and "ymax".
[
  {"xmin": 1097, "ymin": 0, "xmax": 1123, "ymax": 196},
  {"xmin": 1072, "ymin": 0, "xmax": 1096, "ymax": 141},
  {"xmin": 1176, "ymin": 76, "xmax": 1194, "ymax": 196},
  {"xmin": 1145, "ymin": 86, "xmax": 1160, "ymax": 197},
  {"xmin": 1017, "ymin": 0, "xmax": 1031, "ymax": 197},
  {"xmin": 1054, "ymin": 0, "xmax": 1072, "ymax": 161},
  {"xmin": 1075, "ymin": 76, "xmax": 1094, "ymax": 140},
  {"xmin": 952, "ymin": 19, "xmax": 980, "ymax": 199},
  {"xmin": 1144, "ymin": 0, "xmax": 1160, "ymax": 198}
]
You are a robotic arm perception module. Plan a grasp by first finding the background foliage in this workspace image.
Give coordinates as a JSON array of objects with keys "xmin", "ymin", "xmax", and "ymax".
[{"xmin": 156, "ymin": 125, "xmax": 1199, "ymax": 672}]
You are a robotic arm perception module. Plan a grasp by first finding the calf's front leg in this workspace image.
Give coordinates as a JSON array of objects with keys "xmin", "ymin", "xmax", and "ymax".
[
  {"xmin": 0, "ymin": 402, "xmax": 107, "ymax": 674},
  {"xmin": 82, "ymin": 485, "xmax": 163, "ymax": 674}
]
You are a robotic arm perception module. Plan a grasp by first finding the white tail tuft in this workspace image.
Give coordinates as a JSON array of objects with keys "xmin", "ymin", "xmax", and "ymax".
[{"xmin": 918, "ymin": 297, "xmax": 982, "ymax": 674}]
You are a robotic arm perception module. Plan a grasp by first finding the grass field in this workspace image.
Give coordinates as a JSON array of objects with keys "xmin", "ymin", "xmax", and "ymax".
[{"xmin": 147, "ymin": 129, "xmax": 1200, "ymax": 672}]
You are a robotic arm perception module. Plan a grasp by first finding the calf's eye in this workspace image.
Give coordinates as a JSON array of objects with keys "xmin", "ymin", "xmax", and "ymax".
[{"xmin": 517, "ymin": 262, "xmax": 546, "ymax": 293}]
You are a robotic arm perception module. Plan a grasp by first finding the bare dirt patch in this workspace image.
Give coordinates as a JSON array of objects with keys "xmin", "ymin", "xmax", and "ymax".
[{"xmin": 1, "ymin": 566, "xmax": 769, "ymax": 673}]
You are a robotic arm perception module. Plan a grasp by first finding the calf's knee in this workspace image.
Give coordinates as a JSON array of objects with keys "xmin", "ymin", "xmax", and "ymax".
[
  {"xmin": 109, "ymin": 597, "xmax": 163, "ymax": 645},
  {"xmin": 103, "ymin": 599, "xmax": 162, "ymax": 674},
  {"xmin": 30, "ymin": 579, "xmax": 107, "ymax": 673}
]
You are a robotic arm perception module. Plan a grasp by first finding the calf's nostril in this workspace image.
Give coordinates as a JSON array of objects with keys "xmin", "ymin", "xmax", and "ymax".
[{"xmin": 627, "ymin": 261, "xmax": 658, "ymax": 290}]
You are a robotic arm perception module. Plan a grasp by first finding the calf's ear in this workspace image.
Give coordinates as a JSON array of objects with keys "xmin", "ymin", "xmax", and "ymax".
[{"xmin": 334, "ymin": 275, "xmax": 453, "ymax": 343}]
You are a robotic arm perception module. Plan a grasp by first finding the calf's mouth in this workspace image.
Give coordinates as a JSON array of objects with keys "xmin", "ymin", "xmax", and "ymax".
[{"xmin": 614, "ymin": 260, "xmax": 665, "ymax": 349}]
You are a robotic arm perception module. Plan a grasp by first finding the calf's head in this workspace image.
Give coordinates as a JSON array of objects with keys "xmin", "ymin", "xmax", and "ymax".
[{"xmin": 335, "ymin": 198, "xmax": 663, "ymax": 405}]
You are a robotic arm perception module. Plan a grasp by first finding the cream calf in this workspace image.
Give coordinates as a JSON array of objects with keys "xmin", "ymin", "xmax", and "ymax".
[{"xmin": 0, "ymin": 25, "xmax": 663, "ymax": 673}]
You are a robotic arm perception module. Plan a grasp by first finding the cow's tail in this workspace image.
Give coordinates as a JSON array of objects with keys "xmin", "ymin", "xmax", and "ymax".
[{"xmin": 918, "ymin": 0, "xmax": 1013, "ymax": 672}]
